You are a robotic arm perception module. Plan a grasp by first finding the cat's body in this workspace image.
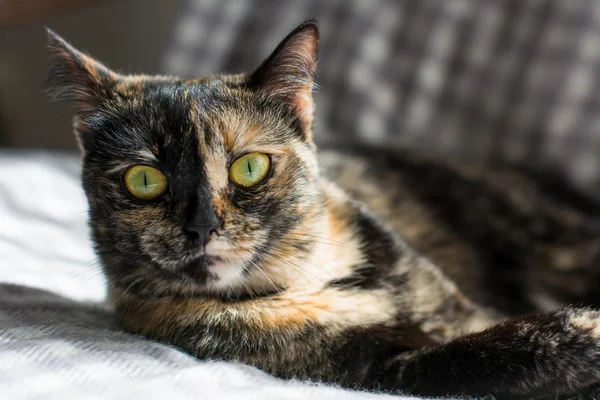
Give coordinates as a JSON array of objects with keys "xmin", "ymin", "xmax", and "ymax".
[
  {"xmin": 47, "ymin": 21, "xmax": 600, "ymax": 399},
  {"xmin": 319, "ymin": 144, "xmax": 600, "ymax": 316}
]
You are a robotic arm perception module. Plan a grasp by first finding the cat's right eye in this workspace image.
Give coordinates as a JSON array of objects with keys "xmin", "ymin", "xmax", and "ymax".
[{"xmin": 124, "ymin": 166, "xmax": 168, "ymax": 200}]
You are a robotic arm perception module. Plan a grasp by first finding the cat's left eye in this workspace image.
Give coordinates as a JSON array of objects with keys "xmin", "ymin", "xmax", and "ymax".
[
  {"xmin": 124, "ymin": 166, "xmax": 168, "ymax": 200},
  {"xmin": 229, "ymin": 153, "xmax": 270, "ymax": 188}
]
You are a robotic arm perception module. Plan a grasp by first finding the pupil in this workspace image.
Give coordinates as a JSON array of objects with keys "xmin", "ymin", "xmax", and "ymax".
[
  {"xmin": 247, "ymin": 159, "xmax": 252, "ymax": 175},
  {"xmin": 143, "ymin": 172, "xmax": 147, "ymax": 187}
]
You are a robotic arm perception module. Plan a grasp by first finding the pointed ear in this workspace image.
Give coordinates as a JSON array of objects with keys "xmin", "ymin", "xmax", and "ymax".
[
  {"xmin": 247, "ymin": 20, "xmax": 319, "ymax": 139},
  {"xmin": 46, "ymin": 28, "xmax": 119, "ymax": 113}
]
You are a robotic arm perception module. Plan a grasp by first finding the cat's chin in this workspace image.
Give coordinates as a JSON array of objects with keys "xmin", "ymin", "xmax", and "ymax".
[
  {"xmin": 205, "ymin": 258, "xmax": 247, "ymax": 291},
  {"xmin": 175, "ymin": 247, "xmax": 251, "ymax": 292},
  {"xmin": 144, "ymin": 239, "xmax": 259, "ymax": 294},
  {"xmin": 200, "ymin": 239, "xmax": 257, "ymax": 287}
]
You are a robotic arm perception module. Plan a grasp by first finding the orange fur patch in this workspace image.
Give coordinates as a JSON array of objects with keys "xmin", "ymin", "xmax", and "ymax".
[{"xmin": 118, "ymin": 285, "xmax": 395, "ymax": 335}]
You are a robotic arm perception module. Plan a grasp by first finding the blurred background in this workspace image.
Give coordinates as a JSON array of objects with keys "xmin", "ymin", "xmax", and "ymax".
[{"xmin": 2, "ymin": 0, "xmax": 600, "ymax": 196}]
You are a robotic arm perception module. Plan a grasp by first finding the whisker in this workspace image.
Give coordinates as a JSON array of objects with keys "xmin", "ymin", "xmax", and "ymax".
[
  {"xmin": 113, "ymin": 277, "xmax": 144, "ymax": 304},
  {"xmin": 248, "ymin": 259, "xmax": 281, "ymax": 295},
  {"xmin": 259, "ymin": 248, "xmax": 331, "ymax": 303},
  {"xmin": 62, "ymin": 258, "xmax": 106, "ymax": 283},
  {"xmin": 261, "ymin": 247, "xmax": 329, "ymax": 286},
  {"xmin": 284, "ymin": 233, "xmax": 389, "ymax": 268},
  {"xmin": 261, "ymin": 250, "xmax": 314, "ymax": 286}
]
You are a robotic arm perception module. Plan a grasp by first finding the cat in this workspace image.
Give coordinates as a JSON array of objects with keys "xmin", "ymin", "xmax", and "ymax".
[{"xmin": 47, "ymin": 20, "xmax": 600, "ymax": 399}]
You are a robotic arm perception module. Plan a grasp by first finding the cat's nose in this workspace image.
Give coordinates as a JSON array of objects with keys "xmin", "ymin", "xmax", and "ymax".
[
  {"xmin": 184, "ymin": 220, "xmax": 219, "ymax": 248},
  {"xmin": 183, "ymin": 211, "xmax": 221, "ymax": 248}
]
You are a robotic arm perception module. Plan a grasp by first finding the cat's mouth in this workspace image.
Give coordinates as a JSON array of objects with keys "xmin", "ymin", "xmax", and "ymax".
[
  {"xmin": 178, "ymin": 254, "xmax": 224, "ymax": 281},
  {"xmin": 142, "ymin": 235, "xmax": 259, "ymax": 291},
  {"xmin": 192, "ymin": 254, "xmax": 224, "ymax": 267},
  {"xmin": 205, "ymin": 237, "xmax": 257, "ymax": 263},
  {"xmin": 202, "ymin": 239, "xmax": 258, "ymax": 289},
  {"xmin": 172, "ymin": 250, "xmax": 251, "ymax": 291}
]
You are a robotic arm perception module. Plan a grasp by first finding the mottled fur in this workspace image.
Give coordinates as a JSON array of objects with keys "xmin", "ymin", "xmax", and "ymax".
[{"xmin": 47, "ymin": 21, "xmax": 600, "ymax": 399}]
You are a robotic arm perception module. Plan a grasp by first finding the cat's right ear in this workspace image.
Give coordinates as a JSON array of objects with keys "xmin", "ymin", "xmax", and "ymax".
[
  {"xmin": 46, "ymin": 28, "xmax": 119, "ymax": 113},
  {"xmin": 46, "ymin": 29, "xmax": 121, "ymax": 153}
]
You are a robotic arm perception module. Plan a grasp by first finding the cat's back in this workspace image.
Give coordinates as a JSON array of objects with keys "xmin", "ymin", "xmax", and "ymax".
[{"xmin": 318, "ymin": 142, "xmax": 600, "ymax": 315}]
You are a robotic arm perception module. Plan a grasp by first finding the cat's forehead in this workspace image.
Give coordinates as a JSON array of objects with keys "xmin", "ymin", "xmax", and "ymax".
[{"xmin": 110, "ymin": 77, "xmax": 297, "ymax": 157}]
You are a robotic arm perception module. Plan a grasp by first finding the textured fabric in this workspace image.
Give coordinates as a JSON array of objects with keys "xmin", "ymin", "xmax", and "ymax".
[
  {"xmin": 163, "ymin": 0, "xmax": 600, "ymax": 197},
  {"xmin": 0, "ymin": 151, "xmax": 419, "ymax": 400}
]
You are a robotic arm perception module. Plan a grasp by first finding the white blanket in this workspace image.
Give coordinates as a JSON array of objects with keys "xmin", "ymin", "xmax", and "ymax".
[{"xmin": 0, "ymin": 151, "xmax": 421, "ymax": 400}]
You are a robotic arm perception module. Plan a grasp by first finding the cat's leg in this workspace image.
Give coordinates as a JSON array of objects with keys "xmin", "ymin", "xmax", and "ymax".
[{"xmin": 337, "ymin": 308, "xmax": 600, "ymax": 398}]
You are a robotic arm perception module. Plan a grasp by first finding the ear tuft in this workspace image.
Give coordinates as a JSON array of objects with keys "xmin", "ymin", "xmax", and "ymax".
[
  {"xmin": 247, "ymin": 20, "xmax": 319, "ymax": 138},
  {"xmin": 46, "ymin": 28, "xmax": 118, "ymax": 111}
]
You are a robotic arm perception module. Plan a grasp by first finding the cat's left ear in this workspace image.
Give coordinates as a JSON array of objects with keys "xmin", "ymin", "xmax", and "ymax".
[
  {"xmin": 247, "ymin": 20, "xmax": 319, "ymax": 140},
  {"xmin": 46, "ymin": 28, "xmax": 120, "ymax": 113}
]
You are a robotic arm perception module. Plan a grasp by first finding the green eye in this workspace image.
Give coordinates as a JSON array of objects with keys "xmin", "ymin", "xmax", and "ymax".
[
  {"xmin": 124, "ymin": 166, "xmax": 168, "ymax": 200},
  {"xmin": 229, "ymin": 153, "xmax": 270, "ymax": 188}
]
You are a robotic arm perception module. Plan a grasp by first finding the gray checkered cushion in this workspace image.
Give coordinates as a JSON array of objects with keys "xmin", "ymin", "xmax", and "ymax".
[{"xmin": 162, "ymin": 0, "xmax": 600, "ymax": 197}]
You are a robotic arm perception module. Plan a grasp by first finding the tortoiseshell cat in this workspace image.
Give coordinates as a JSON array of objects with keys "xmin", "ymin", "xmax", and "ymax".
[{"xmin": 47, "ymin": 21, "xmax": 600, "ymax": 399}]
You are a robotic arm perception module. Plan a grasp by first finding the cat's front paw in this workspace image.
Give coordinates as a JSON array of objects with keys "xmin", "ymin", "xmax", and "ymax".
[{"xmin": 395, "ymin": 307, "xmax": 600, "ymax": 398}]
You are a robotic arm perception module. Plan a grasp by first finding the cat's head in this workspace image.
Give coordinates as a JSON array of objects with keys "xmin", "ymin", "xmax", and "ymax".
[{"xmin": 47, "ymin": 21, "xmax": 325, "ymax": 298}]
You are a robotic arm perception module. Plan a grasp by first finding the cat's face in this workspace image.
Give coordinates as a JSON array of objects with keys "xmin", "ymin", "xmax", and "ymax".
[{"xmin": 48, "ymin": 22, "xmax": 322, "ymax": 297}]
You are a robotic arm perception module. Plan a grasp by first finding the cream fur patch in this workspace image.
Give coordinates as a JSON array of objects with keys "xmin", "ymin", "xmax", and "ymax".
[{"xmin": 570, "ymin": 310, "xmax": 600, "ymax": 340}]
